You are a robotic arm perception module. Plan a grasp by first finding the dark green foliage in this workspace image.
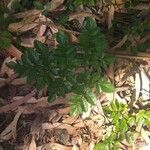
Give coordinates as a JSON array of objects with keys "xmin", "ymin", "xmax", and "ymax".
[
  {"xmin": 33, "ymin": 1, "xmax": 44, "ymax": 10},
  {"xmin": 67, "ymin": 0, "xmax": 97, "ymax": 10},
  {"xmin": 73, "ymin": 0, "xmax": 97, "ymax": 6},
  {"xmin": 0, "ymin": 31, "xmax": 11, "ymax": 49},
  {"xmin": 56, "ymin": 15, "xmax": 69, "ymax": 25},
  {"xmin": 97, "ymin": 78, "xmax": 115, "ymax": 93},
  {"xmin": 8, "ymin": 18, "xmax": 115, "ymax": 115},
  {"xmin": 33, "ymin": 0, "xmax": 51, "ymax": 11},
  {"xmin": 79, "ymin": 18, "xmax": 108, "ymax": 68},
  {"xmin": 11, "ymin": 0, "xmax": 23, "ymax": 12},
  {"xmin": 125, "ymin": 22, "xmax": 150, "ymax": 53},
  {"xmin": 0, "ymin": 5, "xmax": 11, "ymax": 27},
  {"xmin": 125, "ymin": 0, "xmax": 140, "ymax": 8},
  {"xmin": 0, "ymin": 6, "xmax": 6, "ymax": 26}
]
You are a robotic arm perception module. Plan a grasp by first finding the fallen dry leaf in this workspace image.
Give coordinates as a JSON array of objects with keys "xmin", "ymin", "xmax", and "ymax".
[
  {"xmin": 0, "ymin": 145, "xmax": 3, "ymax": 150},
  {"xmin": 62, "ymin": 116, "xmax": 78, "ymax": 124},
  {"xmin": 42, "ymin": 122, "xmax": 60, "ymax": 130},
  {"xmin": 37, "ymin": 16, "xmax": 47, "ymax": 38},
  {"xmin": 112, "ymin": 0, "xmax": 125, "ymax": 5},
  {"xmin": 42, "ymin": 122, "xmax": 77, "ymax": 135},
  {"xmin": 72, "ymin": 145, "xmax": 79, "ymax": 150},
  {"xmin": 55, "ymin": 128, "xmax": 70, "ymax": 145},
  {"xmin": 105, "ymin": 63, "xmax": 114, "ymax": 80},
  {"xmin": 0, "ymin": 91, "xmax": 35, "ymax": 113},
  {"xmin": 141, "ymin": 128, "xmax": 150, "ymax": 144},
  {"xmin": 0, "ymin": 107, "xmax": 24, "ymax": 141},
  {"xmin": 79, "ymin": 143, "xmax": 89, "ymax": 150},
  {"xmin": 8, "ymin": 21, "xmax": 38, "ymax": 33},
  {"xmin": 68, "ymin": 33, "xmax": 79, "ymax": 44},
  {"xmin": 0, "ymin": 78, "xmax": 6, "ymax": 88},
  {"xmin": 132, "ymin": 4, "xmax": 150, "ymax": 10},
  {"xmin": 69, "ymin": 12, "xmax": 102, "ymax": 22},
  {"xmin": 37, "ymin": 143, "xmax": 72, "ymax": 150},
  {"xmin": 5, "ymin": 44, "xmax": 22, "ymax": 59},
  {"xmin": 57, "ymin": 107, "xmax": 70, "ymax": 114},
  {"xmin": 57, "ymin": 124, "xmax": 77, "ymax": 135},
  {"xmin": 24, "ymin": 136, "xmax": 36, "ymax": 150},
  {"xmin": 90, "ymin": 114, "xmax": 105, "ymax": 127},
  {"xmin": 47, "ymin": 110, "xmax": 59, "ymax": 122},
  {"xmin": 89, "ymin": 142, "xmax": 95, "ymax": 150},
  {"xmin": 21, "ymin": 38, "xmax": 35, "ymax": 48},
  {"xmin": 12, "ymin": 97, "xmax": 36, "ymax": 103},
  {"xmin": 139, "ymin": 35, "xmax": 150, "ymax": 44},
  {"xmin": 11, "ymin": 77, "xmax": 26, "ymax": 85},
  {"xmin": 50, "ymin": 0, "xmax": 64, "ymax": 11},
  {"xmin": 51, "ymin": 143, "xmax": 72, "ymax": 150},
  {"xmin": 108, "ymin": 5, "xmax": 115, "ymax": 29},
  {"xmin": 74, "ymin": 121, "xmax": 85, "ymax": 128},
  {"xmin": 22, "ymin": 97, "xmax": 67, "ymax": 114},
  {"xmin": 1, "ymin": 57, "xmax": 16, "ymax": 77},
  {"xmin": 13, "ymin": 9, "xmax": 41, "ymax": 19},
  {"xmin": 111, "ymin": 34, "xmax": 128, "ymax": 50}
]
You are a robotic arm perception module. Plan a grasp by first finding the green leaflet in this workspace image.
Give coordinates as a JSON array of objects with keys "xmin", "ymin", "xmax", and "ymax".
[
  {"xmin": 73, "ymin": 0, "xmax": 97, "ymax": 7},
  {"xmin": 70, "ymin": 95, "xmax": 88, "ymax": 116},
  {"xmin": 83, "ymin": 89, "xmax": 96, "ymax": 105},
  {"xmin": 70, "ymin": 89, "xmax": 96, "ymax": 116},
  {"xmin": 33, "ymin": 1, "xmax": 44, "ymax": 10},
  {"xmin": 79, "ymin": 17, "xmax": 107, "ymax": 54},
  {"xmin": 94, "ymin": 143, "xmax": 109, "ymax": 150},
  {"xmin": 143, "ymin": 22, "xmax": 150, "ymax": 30},
  {"xmin": 67, "ymin": 0, "xmax": 97, "ymax": 10},
  {"xmin": 11, "ymin": 0, "xmax": 21, "ymax": 9},
  {"xmin": 56, "ymin": 31, "xmax": 69, "ymax": 45},
  {"xmin": 97, "ymin": 78, "xmax": 115, "ymax": 93},
  {"xmin": 0, "ymin": 31, "xmax": 11, "ymax": 49}
]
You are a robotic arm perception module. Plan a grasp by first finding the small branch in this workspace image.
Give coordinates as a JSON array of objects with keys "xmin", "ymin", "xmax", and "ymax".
[
  {"xmin": 107, "ymin": 50, "xmax": 150, "ymax": 60},
  {"xmin": 0, "ymin": 91, "xmax": 36, "ymax": 113},
  {"xmin": 39, "ymin": 21, "xmax": 80, "ymax": 35},
  {"xmin": 5, "ymin": 44, "xmax": 22, "ymax": 59}
]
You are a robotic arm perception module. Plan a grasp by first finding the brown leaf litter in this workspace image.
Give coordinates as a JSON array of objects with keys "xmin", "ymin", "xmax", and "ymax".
[{"xmin": 0, "ymin": 0, "xmax": 150, "ymax": 149}]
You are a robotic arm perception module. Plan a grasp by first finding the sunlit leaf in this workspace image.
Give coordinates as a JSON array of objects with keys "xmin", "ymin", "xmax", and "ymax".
[
  {"xmin": 84, "ymin": 90, "xmax": 96, "ymax": 105},
  {"xmin": 99, "ymin": 78, "xmax": 115, "ymax": 93},
  {"xmin": 127, "ymin": 117, "xmax": 136, "ymax": 127},
  {"xmin": 94, "ymin": 143, "xmax": 109, "ymax": 150}
]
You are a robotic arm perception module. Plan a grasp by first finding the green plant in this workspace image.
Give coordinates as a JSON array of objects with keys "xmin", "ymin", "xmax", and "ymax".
[
  {"xmin": 95, "ymin": 101, "xmax": 131, "ymax": 150},
  {"xmin": 0, "ymin": 2, "xmax": 15, "ymax": 49},
  {"xmin": 136, "ymin": 110, "xmax": 150, "ymax": 127},
  {"xmin": 94, "ymin": 100, "xmax": 150, "ymax": 150},
  {"xmin": 33, "ymin": 0, "xmax": 51, "ymax": 10},
  {"xmin": 0, "ymin": 30, "xmax": 11, "ymax": 49},
  {"xmin": 8, "ymin": 17, "xmax": 115, "ymax": 115},
  {"xmin": 73, "ymin": 0, "xmax": 97, "ymax": 6},
  {"xmin": 125, "ymin": 0, "xmax": 140, "ymax": 9},
  {"xmin": 67, "ymin": 0, "xmax": 98, "ymax": 10}
]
